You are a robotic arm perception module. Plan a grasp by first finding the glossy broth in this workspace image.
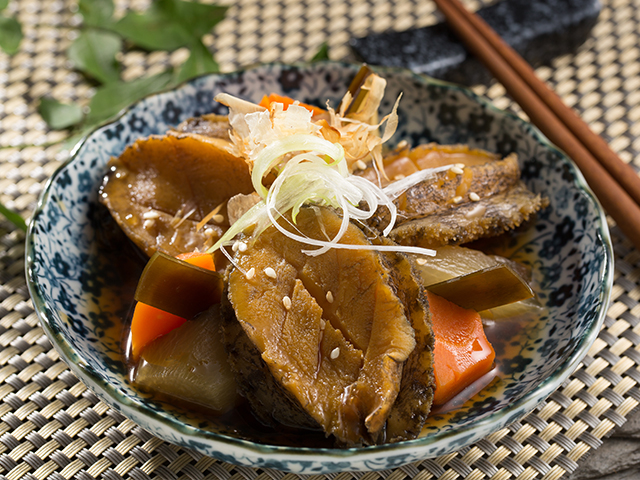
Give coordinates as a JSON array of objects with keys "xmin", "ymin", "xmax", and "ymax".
[{"xmin": 96, "ymin": 203, "xmax": 546, "ymax": 446}]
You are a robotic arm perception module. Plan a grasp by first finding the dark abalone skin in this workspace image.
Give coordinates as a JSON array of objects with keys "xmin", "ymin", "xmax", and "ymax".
[
  {"xmin": 365, "ymin": 152, "xmax": 548, "ymax": 248},
  {"xmin": 220, "ymin": 306, "xmax": 321, "ymax": 430},
  {"xmin": 389, "ymin": 182, "xmax": 548, "ymax": 248},
  {"xmin": 378, "ymin": 242, "xmax": 435, "ymax": 443}
]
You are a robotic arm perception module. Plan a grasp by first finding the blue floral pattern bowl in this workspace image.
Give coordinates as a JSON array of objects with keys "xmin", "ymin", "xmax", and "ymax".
[{"xmin": 26, "ymin": 62, "xmax": 613, "ymax": 473}]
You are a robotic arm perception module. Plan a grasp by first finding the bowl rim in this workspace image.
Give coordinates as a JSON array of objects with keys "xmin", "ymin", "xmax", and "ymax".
[{"xmin": 25, "ymin": 61, "xmax": 614, "ymax": 465}]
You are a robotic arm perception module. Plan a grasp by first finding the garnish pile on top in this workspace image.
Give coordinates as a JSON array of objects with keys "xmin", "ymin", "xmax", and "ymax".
[{"xmin": 211, "ymin": 68, "xmax": 451, "ymax": 259}]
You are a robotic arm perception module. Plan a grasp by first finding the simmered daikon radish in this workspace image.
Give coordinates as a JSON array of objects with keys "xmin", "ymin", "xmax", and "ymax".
[{"xmin": 135, "ymin": 307, "xmax": 239, "ymax": 413}]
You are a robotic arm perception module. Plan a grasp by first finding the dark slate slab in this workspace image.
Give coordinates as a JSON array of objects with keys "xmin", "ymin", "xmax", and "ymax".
[
  {"xmin": 350, "ymin": 0, "xmax": 602, "ymax": 86},
  {"xmin": 612, "ymin": 408, "xmax": 640, "ymax": 439},
  {"xmin": 567, "ymin": 406, "xmax": 640, "ymax": 480},
  {"xmin": 565, "ymin": 438, "xmax": 640, "ymax": 479}
]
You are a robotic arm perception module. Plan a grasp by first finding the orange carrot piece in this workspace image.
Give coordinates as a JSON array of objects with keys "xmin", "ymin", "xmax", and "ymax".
[
  {"xmin": 176, "ymin": 251, "xmax": 215, "ymax": 271},
  {"xmin": 258, "ymin": 93, "xmax": 325, "ymax": 115},
  {"xmin": 427, "ymin": 292, "xmax": 496, "ymax": 406},
  {"xmin": 131, "ymin": 302, "xmax": 187, "ymax": 361}
]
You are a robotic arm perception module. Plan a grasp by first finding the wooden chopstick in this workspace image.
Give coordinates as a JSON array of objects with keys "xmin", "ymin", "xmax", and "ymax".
[{"xmin": 433, "ymin": 0, "xmax": 640, "ymax": 248}]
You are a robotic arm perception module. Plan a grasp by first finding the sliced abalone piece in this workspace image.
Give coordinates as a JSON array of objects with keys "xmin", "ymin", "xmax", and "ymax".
[
  {"xmin": 223, "ymin": 207, "xmax": 434, "ymax": 445},
  {"xmin": 99, "ymin": 132, "xmax": 253, "ymax": 257}
]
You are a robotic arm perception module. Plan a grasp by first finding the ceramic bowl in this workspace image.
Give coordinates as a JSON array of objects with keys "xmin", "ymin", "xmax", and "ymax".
[{"xmin": 26, "ymin": 62, "xmax": 613, "ymax": 473}]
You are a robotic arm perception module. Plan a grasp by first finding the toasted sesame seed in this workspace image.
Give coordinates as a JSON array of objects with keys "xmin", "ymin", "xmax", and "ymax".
[
  {"xmin": 450, "ymin": 166, "xmax": 464, "ymax": 175},
  {"xmin": 465, "ymin": 204, "xmax": 486, "ymax": 219},
  {"xmin": 264, "ymin": 267, "xmax": 277, "ymax": 279},
  {"xmin": 283, "ymin": 296, "xmax": 292, "ymax": 310},
  {"xmin": 232, "ymin": 241, "xmax": 240, "ymax": 252},
  {"xmin": 204, "ymin": 227, "xmax": 215, "ymax": 237},
  {"xmin": 416, "ymin": 258, "xmax": 427, "ymax": 265},
  {"xmin": 245, "ymin": 267, "xmax": 256, "ymax": 280},
  {"xmin": 455, "ymin": 163, "xmax": 466, "ymax": 169},
  {"xmin": 143, "ymin": 219, "xmax": 155, "ymax": 229},
  {"xmin": 453, "ymin": 196, "xmax": 463, "ymax": 204},
  {"xmin": 469, "ymin": 192, "xmax": 480, "ymax": 202},
  {"xmin": 238, "ymin": 242, "xmax": 247, "ymax": 252},
  {"xmin": 326, "ymin": 291, "xmax": 334, "ymax": 303},
  {"xmin": 330, "ymin": 347, "xmax": 340, "ymax": 359},
  {"xmin": 397, "ymin": 139, "xmax": 409, "ymax": 149},
  {"xmin": 143, "ymin": 210, "xmax": 160, "ymax": 220},
  {"xmin": 355, "ymin": 160, "xmax": 368, "ymax": 170},
  {"xmin": 212, "ymin": 214, "xmax": 224, "ymax": 223},
  {"xmin": 394, "ymin": 174, "xmax": 406, "ymax": 180}
]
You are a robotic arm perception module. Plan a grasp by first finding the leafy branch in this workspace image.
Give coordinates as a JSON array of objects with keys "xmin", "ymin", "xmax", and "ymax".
[
  {"xmin": 0, "ymin": 1, "xmax": 24, "ymax": 229},
  {"xmin": 311, "ymin": 42, "xmax": 329, "ymax": 62},
  {"xmin": 0, "ymin": 0, "xmax": 330, "ymax": 230},
  {"xmin": 2, "ymin": 0, "xmax": 228, "ymax": 230},
  {"xmin": 38, "ymin": 0, "xmax": 228, "ymax": 145},
  {"xmin": 0, "ymin": 203, "xmax": 27, "ymax": 232},
  {"xmin": 0, "ymin": 0, "xmax": 22, "ymax": 55}
]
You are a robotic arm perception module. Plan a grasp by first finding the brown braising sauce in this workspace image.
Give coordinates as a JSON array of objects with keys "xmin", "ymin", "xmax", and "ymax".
[{"xmin": 99, "ymin": 204, "xmax": 545, "ymax": 446}]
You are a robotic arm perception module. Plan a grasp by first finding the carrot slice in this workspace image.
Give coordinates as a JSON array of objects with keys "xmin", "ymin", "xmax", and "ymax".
[
  {"xmin": 176, "ymin": 251, "xmax": 215, "ymax": 271},
  {"xmin": 258, "ymin": 93, "xmax": 325, "ymax": 115},
  {"xmin": 427, "ymin": 292, "xmax": 496, "ymax": 406},
  {"xmin": 131, "ymin": 302, "xmax": 187, "ymax": 361}
]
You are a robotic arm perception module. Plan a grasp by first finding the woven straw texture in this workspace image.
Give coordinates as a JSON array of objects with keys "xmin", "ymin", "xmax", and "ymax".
[{"xmin": 1, "ymin": 0, "xmax": 640, "ymax": 478}]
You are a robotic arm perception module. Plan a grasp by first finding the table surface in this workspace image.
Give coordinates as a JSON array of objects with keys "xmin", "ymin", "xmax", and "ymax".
[{"xmin": 2, "ymin": 0, "xmax": 640, "ymax": 479}]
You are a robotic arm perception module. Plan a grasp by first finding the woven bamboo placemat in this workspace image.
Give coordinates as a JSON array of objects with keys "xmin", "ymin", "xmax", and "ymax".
[{"xmin": 1, "ymin": 0, "xmax": 639, "ymax": 478}]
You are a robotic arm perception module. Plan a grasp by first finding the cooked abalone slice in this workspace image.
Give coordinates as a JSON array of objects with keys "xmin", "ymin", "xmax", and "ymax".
[
  {"xmin": 389, "ymin": 182, "xmax": 547, "ymax": 248},
  {"xmin": 363, "ymin": 146, "xmax": 547, "ymax": 247},
  {"xmin": 223, "ymin": 207, "xmax": 434, "ymax": 445},
  {"xmin": 99, "ymin": 132, "xmax": 253, "ymax": 257},
  {"xmin": 173, "ymin": 114, "xmax": 230, "ymax": 139}
]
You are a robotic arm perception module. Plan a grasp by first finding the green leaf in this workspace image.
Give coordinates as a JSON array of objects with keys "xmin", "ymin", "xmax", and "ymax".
[
  {"xmin": 111, "ymin": 6, "xmax": 192, "ymax": 51},
  {"xmin": 176, "ymin": 39, "xmax": 219, "ymax": 84},
  {"xmin": 67, "ymin": 29, "xmax": 122, "ymax": 84},
  {"xmin": 0, "ymin": 16, "xmax": 22, "ymax": 55},
  {"xmin": 86, "ymin": 71, "xmax": 173, "ymax": 125},
  {"xmin": 311, "ymin": 42, "xmax": 329, "ymax": 62},
  {"xmin": 0, "ymin": 0, "xmax": 8, "ymax": 11},
  {"xmin": 111, "ymin": 0, "xmax": 227, "ymax": 51},
  {"xmin": 170, "ymin": 0, "xmax": 228, "ymax": 39},
  {"xmin": 38, "ymin": 97, "xmax": 84, "ymax": 130},
  {"xmin": 0, "ymin": 202, "xmax": 27, "ymax": 232},
  {"xmin": 78, "ymin": 0, "xmax": 115, "ymax": 27}
]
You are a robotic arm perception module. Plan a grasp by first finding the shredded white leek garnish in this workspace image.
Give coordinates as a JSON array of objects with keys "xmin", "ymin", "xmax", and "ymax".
[
  {"xmin": 382, "ymin": 165, "xmax": 455, "ymax": 200},
  {"xmin": 208, "ymin": 80, "xmax": 449, "ymax": 258}
]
